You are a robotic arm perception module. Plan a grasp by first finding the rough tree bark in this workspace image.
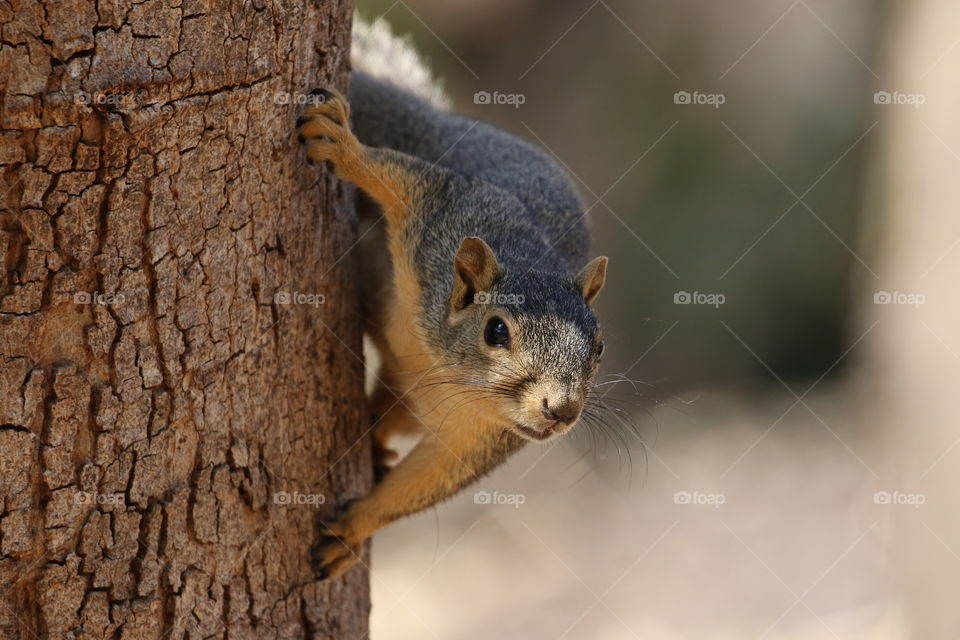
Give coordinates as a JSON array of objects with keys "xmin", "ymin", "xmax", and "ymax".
[{"xmin": 0, "ymin": 1, "xmax": 371, "ymax": 638}]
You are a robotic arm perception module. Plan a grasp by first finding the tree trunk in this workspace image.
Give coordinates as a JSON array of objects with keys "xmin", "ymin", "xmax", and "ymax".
[
  {"xmin": 0, "ymin": 1, "xmax": 371, "ymax": 638},
  {"xmin": 862, "ymin": 1, "xmax": 960, "ymax": 635}
]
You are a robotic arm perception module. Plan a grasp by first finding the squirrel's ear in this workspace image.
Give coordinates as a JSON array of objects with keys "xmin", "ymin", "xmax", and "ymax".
[
  {"xmin": 452, "ymin": 237, "xmax": 500, "ymax": 310},
  {"xmin": 576, "ymin": 256, "xmax": 608, "ymax": 306}
]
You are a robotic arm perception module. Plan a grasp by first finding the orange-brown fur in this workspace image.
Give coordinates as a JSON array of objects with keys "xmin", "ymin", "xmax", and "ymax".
[{"xmin": 300, "ymin": 90, "xmax": 524, "ymax": 578}]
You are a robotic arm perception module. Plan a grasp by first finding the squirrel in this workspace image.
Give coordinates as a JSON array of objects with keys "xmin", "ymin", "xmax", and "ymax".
[{"xmin": 297, "ymin": 17, "xmax": 609, "ymax": 580}]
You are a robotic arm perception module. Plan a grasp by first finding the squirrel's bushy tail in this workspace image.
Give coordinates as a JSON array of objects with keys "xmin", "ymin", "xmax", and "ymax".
[{"xmin": 351, "ymin": 15, "xmax": 450, "ymax": 110}]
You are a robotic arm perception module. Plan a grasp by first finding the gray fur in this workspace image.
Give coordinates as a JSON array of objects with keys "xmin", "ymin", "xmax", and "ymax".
[{"xmin": 349, "ymin": 71, "xmax": 602, "ymax": 401}]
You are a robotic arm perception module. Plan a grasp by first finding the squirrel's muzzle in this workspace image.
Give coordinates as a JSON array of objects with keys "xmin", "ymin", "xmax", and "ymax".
[
  {"xmin": 510, "ymin": 391, "xmax": 585, "ymax": 441},
  {"xmin": 541, "ymin": 397, "xmax": 581, "ymax": 425}
]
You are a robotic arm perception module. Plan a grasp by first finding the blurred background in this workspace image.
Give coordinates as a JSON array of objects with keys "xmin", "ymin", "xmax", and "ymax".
[{"xmin": 354, "ymin": 1, "xmax": 960, "ymax": 637}]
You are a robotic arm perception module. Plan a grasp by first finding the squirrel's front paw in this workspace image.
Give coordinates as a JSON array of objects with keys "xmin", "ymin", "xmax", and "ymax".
[
  {"xmin": 311, "ymin": 512, "xmax": 364, "ymax": 580},
  {"xmin": 296, "ymin": 87, "xmax": 358, "ymax": 166}
]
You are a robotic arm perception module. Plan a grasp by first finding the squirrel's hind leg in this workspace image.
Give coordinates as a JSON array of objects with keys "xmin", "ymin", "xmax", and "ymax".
[{"xmin": 297, "ymin": 87, "xmax": 426, "ymax": 228}]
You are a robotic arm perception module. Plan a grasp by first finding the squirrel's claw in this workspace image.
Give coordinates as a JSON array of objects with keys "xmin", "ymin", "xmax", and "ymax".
[
  {"xmin": 311, "ymin": 520, "xmax": 362, "ymax": 580},
  {"xmin": 296, "ymin": 87, "xmax": 357, "ymax": 167},
  {"xmin": 310, "ymin": 500, "xmax": 365, "ymax": 580}
]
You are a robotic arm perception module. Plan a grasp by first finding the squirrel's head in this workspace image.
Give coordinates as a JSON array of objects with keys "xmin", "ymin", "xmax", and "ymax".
[{"xmin": 442, "ymin": 237, "xmax": 607, "ymax": 442}]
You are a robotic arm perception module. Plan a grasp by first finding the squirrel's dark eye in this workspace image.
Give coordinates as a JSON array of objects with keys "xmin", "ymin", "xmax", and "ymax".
[
  {"xmin": 597, "ymin": 339, "xmax": 605, "ymax": 357},
  {"xmin": 484, "ymin": 317, "xmax": 510, "ymax": 347}
]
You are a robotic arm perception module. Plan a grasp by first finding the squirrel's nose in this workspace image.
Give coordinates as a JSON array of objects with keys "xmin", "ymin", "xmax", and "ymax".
[{"xmin": 541, "ymin": 398, "xmax": 580, "ymax": 425}]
